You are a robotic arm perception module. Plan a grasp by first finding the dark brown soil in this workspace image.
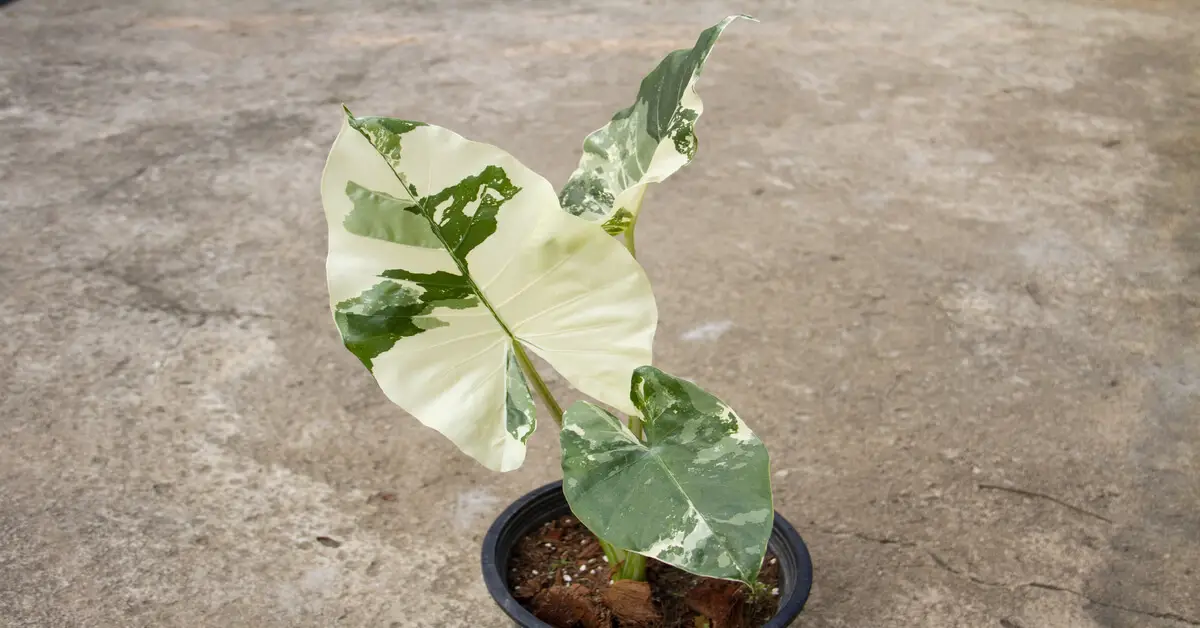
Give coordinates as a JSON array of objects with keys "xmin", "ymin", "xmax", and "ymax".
[{"xmin": 508, "ymin": 515, "xmax": 781, "ymax": 628}]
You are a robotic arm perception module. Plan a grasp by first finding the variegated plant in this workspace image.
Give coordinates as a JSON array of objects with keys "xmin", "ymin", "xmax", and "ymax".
[{"xmin": 320, "ymin": 16, "xmax": 773, "ymax": 588}]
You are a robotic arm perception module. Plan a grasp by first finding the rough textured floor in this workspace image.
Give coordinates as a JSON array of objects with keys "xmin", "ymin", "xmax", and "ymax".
[{"xmin": 1, "ymin": 0, "xmax": 1197, "ymax": 626}]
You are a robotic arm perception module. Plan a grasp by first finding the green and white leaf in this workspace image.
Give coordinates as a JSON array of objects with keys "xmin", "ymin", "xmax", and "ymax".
[
  {"xmin": 560, "ymin": 366, "xmax": 772, "ymax": 584},
  {"xmin": 558, "ymin": 15, "xmax": 752, "ymax": 234},
  {"xmin": 323, "ymin": 110, "xmax": 657, "ymax": 472}
]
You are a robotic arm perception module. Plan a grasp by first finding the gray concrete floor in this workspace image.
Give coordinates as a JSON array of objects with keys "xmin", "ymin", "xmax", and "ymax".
[{"xmin": 2, "ymin": 0, "xmax": 1198, "ymax": 626}]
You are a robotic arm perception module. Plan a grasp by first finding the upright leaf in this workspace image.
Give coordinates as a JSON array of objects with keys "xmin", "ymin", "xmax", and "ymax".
[
  {"xmin": 559, "ymin": 15, "xmax": 752, "ymax": 234},
  {"xmin": 323, "ymin": 111, "xmax": 657, "ymax": 472},
  {"xmin": 561, "ymin": 366, "xmax": 772, "ymax": 584}
]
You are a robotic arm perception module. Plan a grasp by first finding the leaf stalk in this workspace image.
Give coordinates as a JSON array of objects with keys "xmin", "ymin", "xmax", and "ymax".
[{"xmin": 512, "ymin": 341, "xmax": 564, "ymax": 427}]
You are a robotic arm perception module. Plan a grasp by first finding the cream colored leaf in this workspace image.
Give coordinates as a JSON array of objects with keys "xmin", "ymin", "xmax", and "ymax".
[{"xmin": 322, "ymin": 112, "xmax": 656, "ymax": 471}]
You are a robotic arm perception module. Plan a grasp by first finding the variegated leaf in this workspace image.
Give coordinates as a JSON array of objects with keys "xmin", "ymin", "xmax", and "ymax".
[
  {"xmin": 559, "ymin": 15, "xmax": 752, "ymax": 234},
  {"xmin": 560, "ymin": 366, "xmax": 771, "ymax": 584},
  {"xmin": 323, "ymin": 110, "xmax": 657, "ymax": 472}
]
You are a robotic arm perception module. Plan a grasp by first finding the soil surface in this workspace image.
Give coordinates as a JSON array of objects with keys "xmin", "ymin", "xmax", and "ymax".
[{"xmin": 509, "ymin": 516, "xmax": 780, "ymax": 628}]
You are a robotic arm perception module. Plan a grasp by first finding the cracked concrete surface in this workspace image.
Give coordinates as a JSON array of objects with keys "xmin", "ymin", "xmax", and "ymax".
[{"xmin": 1, "ymin": 0, "xmax": 1197, "ymax": 626}]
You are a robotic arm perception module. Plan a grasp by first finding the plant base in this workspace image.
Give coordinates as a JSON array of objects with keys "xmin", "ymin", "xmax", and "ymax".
[{"xmin": 482, "ymin": 481, "xmax": 813, "ymax": 627}]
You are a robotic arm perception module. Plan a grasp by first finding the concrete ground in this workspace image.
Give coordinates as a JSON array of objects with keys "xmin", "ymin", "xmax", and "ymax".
[{"xmin": 2, "ymin": 0, "xmax": 1197, "ymax": 626}]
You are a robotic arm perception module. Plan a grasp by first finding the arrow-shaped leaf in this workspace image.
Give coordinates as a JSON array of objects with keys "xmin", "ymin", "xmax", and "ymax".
[
  {"xmin": 559, "ymin": 15, "xmax": 752, "ymax": 234},
  {"xmin": 560, "ymin": 366, "xmax": 772, "ymax": 583},
  {"xmin": 323, "ymin": 111, "xmax": 657, "ymax": 472}
]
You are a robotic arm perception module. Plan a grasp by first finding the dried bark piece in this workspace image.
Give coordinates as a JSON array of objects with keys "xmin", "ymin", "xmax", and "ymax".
[
  {"xmin": 602, "ymin": 579, "xmax": 661, "ymax": 625},
  {"xmin": 686, "ymin": 580, "xmax": 747, "ymax": 628},
  {"xmin": 578, "ymin": 539, "xmax": 604, "ymax": 559},
  {"xmin": 532, "ymin": 584, "xmax": 607, "ymax": 628},
  {"xmin": 512, "ymin": 572, "xmax": 549, "ymax": 601}
]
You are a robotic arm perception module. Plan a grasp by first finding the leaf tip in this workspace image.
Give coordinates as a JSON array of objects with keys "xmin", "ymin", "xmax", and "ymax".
[
  {"xmin": 631, "ymin": 364, "xmax": 661, "ymax": 379},
  {"xmin": 341, "ymin": 104, "xmax": 356, "ymax": 121},
  {"xmin": 720, "ymin": 14, "xmax": 757, "ymax": 27}
]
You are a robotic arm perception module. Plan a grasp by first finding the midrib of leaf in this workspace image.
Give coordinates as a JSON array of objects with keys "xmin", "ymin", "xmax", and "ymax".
[
  {"xmin": 645, "ymin": 446, "xmax": 747, "ymax": 582},
  {"xmin": 592, "ymin": 408, "xmax": 748, "ymax": 582},
  {"xmin": 346, "ymin": 120, "xmax": 567, "ymax": 425},
  {"xmin": 577, "ymin": 411, "xmax": 650, "ymax": 528},
  {"xmin": 452, "ymin": 192, "xmax": 494, "ymax": 257},
  {"xmin": 346, "ymin": 123, "xmax": 519, "ymax": 345}
]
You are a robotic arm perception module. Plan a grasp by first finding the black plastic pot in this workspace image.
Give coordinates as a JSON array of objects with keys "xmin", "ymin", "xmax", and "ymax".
[{"xmin": 482, "ymin": 481, "xmax": 813, "ymax": 627}]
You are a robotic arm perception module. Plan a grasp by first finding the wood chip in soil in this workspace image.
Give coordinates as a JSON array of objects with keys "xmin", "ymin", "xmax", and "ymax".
[
  {"xmin": 603, "ymin": 580, "xmax": 660, "ymax": 625},
  {"xmin": 533, "ymin": 584, "xmax": 609, "ymax": 628}
]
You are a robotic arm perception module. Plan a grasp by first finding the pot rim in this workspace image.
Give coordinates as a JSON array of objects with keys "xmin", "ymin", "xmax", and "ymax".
[{"xmin": 481, "ymin": 480, "xmax": 813, "ymax": 627}]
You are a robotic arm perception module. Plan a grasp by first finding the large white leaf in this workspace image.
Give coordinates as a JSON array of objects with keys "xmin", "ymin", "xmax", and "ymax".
[
  {"xmin": 559, "ymin": 15, "xmax": 751, "ymax": 234},
  {"xmin": 322, "ymin": 111, "xmax": 657, "ymax": 471}
]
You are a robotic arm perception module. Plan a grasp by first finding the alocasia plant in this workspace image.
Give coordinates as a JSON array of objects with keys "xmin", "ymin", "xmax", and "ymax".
[{"xmin": 321, "ymin": 16, "xmax": 769, "ymax": 587}]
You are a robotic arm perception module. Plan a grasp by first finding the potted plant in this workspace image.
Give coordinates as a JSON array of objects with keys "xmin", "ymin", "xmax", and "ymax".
[{"xmin": 319, "ymin": 15, "xmax": 812, "ymax": 627}]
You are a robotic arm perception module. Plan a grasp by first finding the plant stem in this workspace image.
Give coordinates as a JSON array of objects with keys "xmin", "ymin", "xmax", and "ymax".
[
  {"xmin": 598, "ymin": 539, "xmax": 623, "ymax": 567},
  {"xmin": 511, "ymin": 341, "xmax": 563, "ymax": 427},
  {"xmin": 627, "ymin": 416, "xmax": 644, "ymax": 440},
  {"xmin": 619, "ymin": 553, "xmax": 648, "ymax": 581},
  {"xmin": 612, "ymin": 192, "xmax": 649, "ymax": 582},
  {"xmin": 621, "ymin": 192, "xmax": 646, "ymax": 445},
  {"xmin": 621, "ymin": 187, "xmax": 646, "ymax": 259},
  {"xmin": 623, "ymin": 213, "xmax": 638, "ymax": 258},
  {"xmin": 599, "ymin": 540, "xmax": 649, "ymax": 582}
]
